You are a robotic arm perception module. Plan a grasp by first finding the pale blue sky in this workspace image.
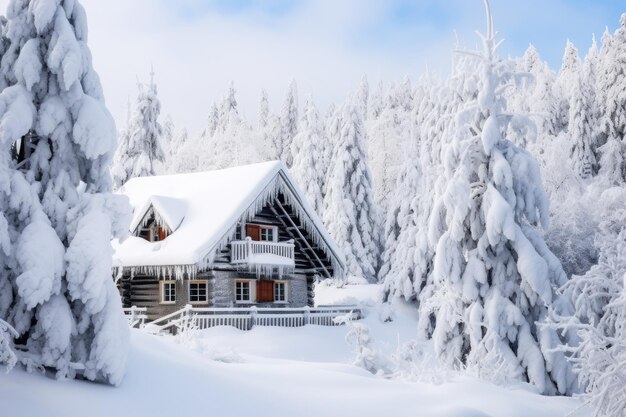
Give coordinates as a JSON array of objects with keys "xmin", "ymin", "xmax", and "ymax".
[
  {"xmin": 11, "ymin": 0, "xmax": 621, "ymax": 131},
  {"xmin": 167, "ymin": 0, "xmax": 623, "ymax": 68}
]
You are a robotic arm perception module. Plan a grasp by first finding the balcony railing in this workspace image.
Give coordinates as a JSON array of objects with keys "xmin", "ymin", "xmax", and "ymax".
[{"xmin": 231, "ymin": 238, "xmax": 295, "ymax": 265}]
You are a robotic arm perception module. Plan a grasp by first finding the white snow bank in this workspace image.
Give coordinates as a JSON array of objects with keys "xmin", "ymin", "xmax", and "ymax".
[
  {"xmin": 0, "ymin": 285, "xmax": 587, "ymax": 417},
  {"xmin": 0, "ymin": 329, "xmax": 586, "ymax": 417}
]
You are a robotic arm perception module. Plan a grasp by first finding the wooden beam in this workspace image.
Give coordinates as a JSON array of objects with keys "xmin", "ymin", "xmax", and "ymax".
[{"xmin": 272, "ymin": 198, "xmax": 332, "ymax": 280}]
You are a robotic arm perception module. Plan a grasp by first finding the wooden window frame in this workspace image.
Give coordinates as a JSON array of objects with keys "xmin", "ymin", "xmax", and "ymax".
[
  {"xmin": 160, "ymin": 280, "xmax": 176, "ymax": 305},
  {"xmin": 246, "ymin": 224, "xmax": 278, "ymax": 242},
  {"xmin": 235, "ymin": 280, "xmax": 255, "ymax": 304},
  {"xmin": 274, "ymin": 280, "xmax": 288, "ymax": 303},
  {"xmin": 259, "ymin": 226, "xmax": 276, "ymax": 242},
  {"xmin": 188, "ymin": 280, "xmax": 209, "ymax": 305}
]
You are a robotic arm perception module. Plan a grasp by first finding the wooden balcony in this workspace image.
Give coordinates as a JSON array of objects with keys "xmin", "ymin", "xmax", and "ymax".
[{"xmin": 230, "ymin": 238, "xmax": 295, "ymax": 266}]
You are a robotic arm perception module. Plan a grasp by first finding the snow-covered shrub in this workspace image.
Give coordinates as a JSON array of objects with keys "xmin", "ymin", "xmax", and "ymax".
[{"xmin": 335, "ymin": 313, "xmax": 387, "ymax": 375}]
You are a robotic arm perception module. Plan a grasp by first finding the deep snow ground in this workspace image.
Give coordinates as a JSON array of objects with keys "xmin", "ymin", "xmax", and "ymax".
[{"xmin": 0, "ymin": 284, "xmax": 589, "ymax": 417}]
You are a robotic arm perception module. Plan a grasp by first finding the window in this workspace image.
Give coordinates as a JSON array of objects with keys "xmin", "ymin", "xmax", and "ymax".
[
  {"xmin": 274, "ymin": 281, "xmax": 287, "ymax": 303},
  {"xmin": 260, "ymin": 227, "xmax": 274, "ymax": 242},
  {"xmin": 235, "ymin": 280, "xmax": 253, "ymax": 303},
  {"xmin": 246, "ymin": 224, "xmax": 276, "ymax": 241},
  {"xmin": 188, "ymin": 280, "xmax": 208, "ymax": 304},
  {"xmin": 160, "ymin": 281, "xmax": 176, "ymax": 304}
]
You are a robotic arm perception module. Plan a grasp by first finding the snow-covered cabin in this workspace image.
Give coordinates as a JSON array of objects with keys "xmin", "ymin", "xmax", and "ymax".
[{"xmin": 113, "ymin": 161, "xmax": 345, "ymax": 320}]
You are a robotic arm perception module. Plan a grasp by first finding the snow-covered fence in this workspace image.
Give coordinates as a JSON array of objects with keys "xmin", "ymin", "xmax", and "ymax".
[
  {"xmin": 123, "ymin": 306, "xmax": 148, "ymax": 328},
  {"xmin": 230, "ymin": 238, "xmax": 295, "ymax": 264},
  {"xmin": 141, "ymin": 305, "xmax": 361, "ymax": 333}
]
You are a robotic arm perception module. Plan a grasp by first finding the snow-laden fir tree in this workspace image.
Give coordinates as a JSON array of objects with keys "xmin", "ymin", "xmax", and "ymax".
[
  {"xmin": 323, "ymin": 102, "xmax": 381, "ymax": 282},
  {"xmin": 277, "ymin": 79, "xmax": 298, "ymax": 167},
  {"xmin": 596, "ymin": 15, "xmax": 626, "ymax": 184},
  {"xmin": 383, "ymin": 58, "xmax": 477, "ymax": 306},
  {"xmin": 367, "ymin": 82, "xmax": 412, "ymax": 211},
  {"xmin": 367, "ymin": 80, "xmax": 384, "ymax": 120},
  {"xmin": 216, "ymin": 81, "xmax": 239, "ymax": 135},
  {"xmin": 213, "ymin": 84, "xmax": 251, "ymax": 169},
  {"xmin": 557, "ymin": 187, "xmax": 626, "ymax": 416},
  {"xmin": 290, "ymin": 96, "xmax": 325, "ymax": 213},
  {"xmin": 556, "ymin": 40, "xmax": 581, "ymax": 126},
  {"xmin": 319, "ymin": 103, "xmax": 338, "ymax": 193},
  {"xmin": 111, "ymin": 70, "xmax": 164, "ymax": 188},
  {"xmin": 258, "ymin": 89, "xmax": 269, "ymax": 130},
  {"xmin": 163, "ymin": 127, "xmax": 188, "ymax": 174},
  {"xmin": 203, "ymin": 102, "xmax": 219, "ymax": 139},
  {"xmin": 161, "ymin": 114, "xmax": 175, "ymax": 161},
  {"xmin": 568, "ymin": 43, "xmax": 599, "ymax": 180},
  {"xmin": 422, "ymin": 1, "xmax": 576, "ymax": 395},
  {"xmin": 398, "ymin": 75, "xmax": 414, "ymax": 112},
  {"xmin": 511, "ymin": 45, "xmax": 563, "ymax": 139},
  {"xmin": 0, "ymin": 0, "xmax": 130, "ymax": 385},
  {"xmin": 356, "ymin": 75, "xmax": 369, "ymax": 121},
  {"xmin": 379, "ymin": 146, "xmax": 425, "ymax": 300}
]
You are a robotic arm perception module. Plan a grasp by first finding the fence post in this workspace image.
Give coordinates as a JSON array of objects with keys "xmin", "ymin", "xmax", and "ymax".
[
  {"xmin": 250, "ymin": 305, "xmax": 257, "ymax": 330},
  {"xmin": 129, "ymin": 305, "xmax": 137, "ymax": 327},
  {"xmin": 303, "ymin": 306, "xmax": 310, "ymax": 326}
]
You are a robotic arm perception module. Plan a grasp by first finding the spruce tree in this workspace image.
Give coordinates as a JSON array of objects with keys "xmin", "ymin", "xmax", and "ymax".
[
  {"xmin": 258, "ymin": 89, "xmax": 269, "ymax": 130},
  {"xmin": 422, "ymin": 2, "xmax": 575, "ymax": 394},
  {"xmin": 0, "ymin": 0, "xmax": 129, "ymax": 385},
  {"xmin": 597, "ymin": 14, "xmax": 626, "ymax": 184},
  {"xmin": 290, "ymin": 96, "xmax": 324, "ymax": 213},
  {"xmin": 357, "ymin": 75, "xmax": 369, "ymax": 120},
  {"xmin": 323, "ymin": 103, "xmax": 381, "ymax": 283},
  {"xmin": 569, "ymin": 43, "xmax": 599, "ymax": 180},
  {"xmin": 367, "ymin": 80, "xmax": 384, "ymax": 120},
  {"xmin": 278, "ymin": 79, "xmax": 298, "ymax": 167},
  {"xmin": 111, "ymin": 70, "xmax": 165, "ymax": 188}
]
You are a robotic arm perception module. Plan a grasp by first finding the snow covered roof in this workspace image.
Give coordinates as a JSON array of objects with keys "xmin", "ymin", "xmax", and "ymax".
[
  {"xmin": 129, "ymin": 195, "xmax": 186, "ymax": 233},
  {"xmin": 112, "ymin": 161, "xmax": 345, "ymax": 277}
]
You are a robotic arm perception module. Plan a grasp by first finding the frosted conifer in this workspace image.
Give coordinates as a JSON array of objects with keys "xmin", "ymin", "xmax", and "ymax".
[
  {"xmin": 0, "ymin": 0, "xmax": 130, "ymax": 385},
  {"xmin": 323, "ymin": 103, "xmax": 381, "ymax": 282},
  {"xmin": 290, "ymin": 97, "xmax": 325, "ymax": 213},
  {"xmin": 112, "ymin": 70, "xmax": 165, "ymax": 188},
  {"xmin": 422, "ymin": 1, "xmax": 576, "ymax": 395}
]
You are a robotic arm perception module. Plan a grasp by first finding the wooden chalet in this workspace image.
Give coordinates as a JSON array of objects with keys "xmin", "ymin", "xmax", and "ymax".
[{"xmin": 113, "ymin": 161, "xmax": 345, "ymax": 322}]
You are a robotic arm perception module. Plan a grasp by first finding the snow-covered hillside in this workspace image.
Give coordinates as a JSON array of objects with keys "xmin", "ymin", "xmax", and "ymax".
[{"xmin": 0, "ymin": 285, "xmax": 588, "ymax": 417}]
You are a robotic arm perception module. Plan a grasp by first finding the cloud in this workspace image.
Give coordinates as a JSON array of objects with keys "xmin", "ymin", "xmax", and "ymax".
[
  {"xmin": 77, "ymin": 0, "xmax": 463, "ymax": 133},
  {"xmin": 0, "ymin": 0, "xmax": 621, "ymax": 134}
]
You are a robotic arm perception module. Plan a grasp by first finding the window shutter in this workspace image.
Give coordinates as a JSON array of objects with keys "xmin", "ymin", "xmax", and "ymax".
[
  {"xmin": 158, "ymin": 227, "xmax": 166, "ymax": 241},
  {"xmin": 246, "ymin": 224, "xmax": 261, "ymax": 241},
  {"xmin": 256, "ymin": 280, "xmax": 274, "ymax": 302}
]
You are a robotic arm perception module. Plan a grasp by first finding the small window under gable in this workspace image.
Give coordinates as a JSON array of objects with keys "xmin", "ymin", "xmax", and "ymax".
[
  {"xmin": 136, "ymin": 207, "xmax": 170, "ymax": 242},
  {"xmin": 130, "ymin": 195, "xmax": 186, "ymax": 243}
]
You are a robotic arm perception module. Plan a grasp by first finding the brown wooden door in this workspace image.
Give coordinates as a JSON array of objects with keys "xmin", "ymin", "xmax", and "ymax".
[
  {"xmin": 246, "ymin": 224, "xmax": 261, "ymax": 241},
  {"xmin": 256, "ymin": 280, "xmax": 274, "ymax": 302}
]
